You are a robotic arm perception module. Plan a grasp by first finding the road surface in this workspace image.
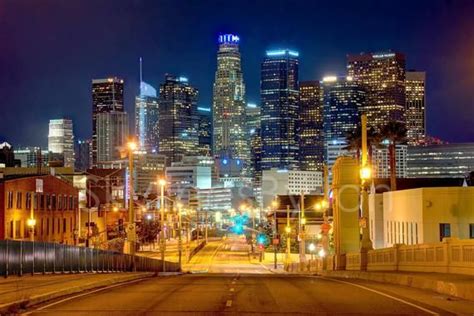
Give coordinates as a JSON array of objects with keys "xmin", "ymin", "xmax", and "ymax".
[
  {"xmin": 24, "ymin": 236, "xmax": 474, "ymax": 315},
  {"xmin": 24, "ymin": 273, "xmax": 474, "ymax": 315}
]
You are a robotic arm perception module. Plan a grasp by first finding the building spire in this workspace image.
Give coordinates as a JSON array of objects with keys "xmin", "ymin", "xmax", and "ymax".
[{"xmin": 139, "ymin": 57, "xmax": 143, "ymax": 83}]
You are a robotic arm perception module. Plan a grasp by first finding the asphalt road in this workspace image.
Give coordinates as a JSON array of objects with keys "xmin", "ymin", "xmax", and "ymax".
[
  {"xmin": 24, "ymin": 274, "xmax": 474, "ymax": 315},
  {"xmin": 23, "ymin": 236, "xmax": 474, "ymax": 315}
]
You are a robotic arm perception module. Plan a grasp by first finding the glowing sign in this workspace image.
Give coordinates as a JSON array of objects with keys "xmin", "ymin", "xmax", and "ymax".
[
  {"xmin": 322, "ymin": 76, "xmax": 337, "ymax": 83},
  {"xmin": 218, "ymin": 34, "xmax": 240, "ymax": 44},
  {"xmin": 266, "ymin": 49, "xmax": 299, "ymax": 57},
  {"xmin": 373, "ymin": 53, "xmax": 395, "ymax": 59},
  {"xmin": 198, "ymin": 107, "xmax": 211, "ymax": 112}
]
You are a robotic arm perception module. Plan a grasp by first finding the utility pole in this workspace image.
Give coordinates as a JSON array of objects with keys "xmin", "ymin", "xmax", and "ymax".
[
  {"xmin": 127, "ymin": 141, "xmax": 137, "ymax": 271},
  {"xmin": 205, "ymin": 210, "xmax": 208, "ymax": 243},
  {"xmin": 285, "ymin": 205, "xmax": 291, "ymax": 267},
  {"xmin": 159, "ymin": 178, "xmax": 166, "ymax": 273},
  {"xmin": 299, "ymin": 192, "xmax": 306, "ymax": 263}
]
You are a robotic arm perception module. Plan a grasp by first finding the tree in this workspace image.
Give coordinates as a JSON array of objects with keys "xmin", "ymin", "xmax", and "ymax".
[
  {"xmin": 345, "ymin": 125, "xmax": 381, "ymax": 164},
  {"xmin": 379, "ymin": 121, "xmax": 407, "ymax": 191}
]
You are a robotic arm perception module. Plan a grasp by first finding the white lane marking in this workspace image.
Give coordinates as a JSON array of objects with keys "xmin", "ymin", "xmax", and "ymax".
[
  {"xmin": 226, "ymin": 300, "xmax": 233, "ymax": 307},
  {"xmin": 231, "ymin": 281, "xmax": 236, "ymax": 284},
  {"xmin": 229, "ymin": 288, "xmax": 235, "ymax": 292},
  {"xmin": 21, "ymin": 278, "xmax": 147, "ymax": 315},
  {"xmin": 324, "ymin": 277, "xmax": 439, "ymax": 316}
]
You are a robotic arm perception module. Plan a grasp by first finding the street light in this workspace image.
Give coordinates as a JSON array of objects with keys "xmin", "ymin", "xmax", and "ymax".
[
  {"xmin": 177, "ymin": 202, "xmax": 183, "ymax": 271},
  {"xmin": 308, "ymin": 243, "xmax": 316, "ymax": 260},
  {"xmin": 28, "ymin": 192, "xmax": 36, "ymax": 242},
  {"xmin": 127, "ymin": 140, "xmax": 137, "ymax": 270},
  {"xmin": 158, "ymin": 177, "xmax": 167, "ymax": 272}
]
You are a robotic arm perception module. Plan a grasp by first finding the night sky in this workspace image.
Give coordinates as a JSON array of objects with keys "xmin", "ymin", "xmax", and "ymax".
[{"xmin": 1, "ymin": 0, "xmax": 473, "ymax": 147}]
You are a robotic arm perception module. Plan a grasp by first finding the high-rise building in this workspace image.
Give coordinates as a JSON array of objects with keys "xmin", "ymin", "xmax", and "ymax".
[
  {"xmin": 407, "ymin": 143, "xmax": 474, "ymax": 178},
  {"xmin": 92, "ymin": 78, "xmax": 125, "ymax": 166},
  {"xmin": 13, "ymin": 147, "xmax": 50, "ymax": 168},
  {"xmin": 135, "ymin": 81, "xmax": 159, "ymax": 152},
  {"xmin": 372, "ymin": 145, "xmax": 408, "ymax": 178},
  {"xmin": 405, "ymin": 71, "xmax": 426, "ymax": 146},
  {"xmin": 158, "ymin": 75, "xmax": 199, "ymax": 164},
  {"xmin": 212, "ymin": 34, "xmax": 249, "ymax": 174},
  {"xmin": 299, "ymin": 81, "xmax": 324, "ymax": 171},
  {"xmin": 322, "ymin": 76, "xmax": 365, "ymax": 169},
  {"xmin": 246, "ymin": 103, "xmax": 262, "ymax": 183},
  {"xmin": 48, "ymin": 119, "xmax": 75, "ymax": 168},
  {"xmin": 96, "ymin": 111, "xmax": 129, "ymax": 163},
  {"xmin": 197, "ymin": 107, "xmax": 212, "ymax": 156},
  {"xmin": 74, "ymin": 139, "xmax": 91, "ymax": 171},
  {"xmin": 260, "ymin": 49, "xmax": 300, "ymax": 171},
  {"xmin": 347, "ymin": 52, "xmax": 406, "ymax": 129}
]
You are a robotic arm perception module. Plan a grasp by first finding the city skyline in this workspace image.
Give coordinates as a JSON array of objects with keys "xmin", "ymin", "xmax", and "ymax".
[{"xmin": 1, "ymin": 0, "xmax": 474, "ymax": 147}]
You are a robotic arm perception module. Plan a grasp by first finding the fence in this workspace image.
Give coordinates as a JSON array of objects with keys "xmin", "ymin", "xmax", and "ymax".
[{"xmin": 0, "ymin": 240, "xmax": 180, "ymax": 277}]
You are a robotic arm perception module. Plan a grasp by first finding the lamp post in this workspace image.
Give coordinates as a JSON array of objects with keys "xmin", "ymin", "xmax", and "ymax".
[
  {"xmin": 360, "ymin": 114, "xmax": 373, "ymax": 270},
  {"xmin": 27, "ymin": 192, "xmax": 36, "ymax": 242},
  {"xmin": 308, "ymin": 243, "xmax": 316, "ymax": 261},
  {"xmin": 158, "ymin": 178, "xmax": 167, "ymax": 272},
  {"xmin": 299, "ymin": 192, "xmax": 306, "ymax": 264},
  {"xmin": 177, "ymin": 202, "xmax": 183, "ymax": 271},
  {"xmin": 127, "ymin": 141, "xmax": 137, "ymax": 270},
  {"xmin": 285, "ymin": 205, "xmax": 291, "ymax": 267},
  {"xmin": 271, "ymin": 200, "xmax": 279, "ymax": 269}
]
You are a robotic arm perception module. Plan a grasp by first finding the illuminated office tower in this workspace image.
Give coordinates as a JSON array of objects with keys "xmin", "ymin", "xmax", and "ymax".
[
  {"xmin": 246, "ymin": 103, "xmax": 262, "ymax": 183},
  {"xmin": 48, "ymin": 118, "xmax": 75, "ymax": 168},
  {"xmin": 212, "ymin": 34, "xmax": 249, "ymax": 174},
  {"xmin": 135, "ymin": 59, "xmax": 159, "ymax": 152},
  {"xmin": 96, "ymin": 111, "xmax": 129, "ymax": 163},
  {"xmin": 91, "ymin": 77, "xmax": 124, "ymax": 165},
  {"xmin": 347, "ymin": 52, "xmax": 406, "ymax": 129},
  {"xmin": 74, "ymin": 139, "xmax": 91, "ymax": 171},
  {"xmin": 322, "ymin": 76, "xmax": 365, "ymax": 178},
  {"xmin": 158, "ymin": 75, "xmax": 199, "ymax": 164},
  {"xmin": 405, "ymin": 71, "xmax": 426, "ymax": 145},
  {"xmin": 299, "ymin": 81, "xmax": 324, "ymax": 171},
  {"xmin": 197, "ymin": 107, "xmax": 212, "ymax": 156},
  {"xmin": 260, "ymin": 49, "xmax": 300, "ymax": 171}
]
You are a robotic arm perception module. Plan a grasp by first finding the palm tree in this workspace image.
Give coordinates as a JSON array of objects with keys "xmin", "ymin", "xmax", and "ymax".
[
  {"xmin": 345, "ymin": 125, "xmax": 381, "ymax": 165},
  {"xmin": 379, "ymin": 121, "xmax": 407, "ymax": 191}
]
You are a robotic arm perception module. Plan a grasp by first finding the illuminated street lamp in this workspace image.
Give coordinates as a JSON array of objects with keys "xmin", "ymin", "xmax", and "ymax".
[
  {"xmin": 308, "ymin": 243, "xmax": 316, "ymax": 260},
  {"xmin": 177, "ymin": 202, "xmax": 183, "ymax": 271},
  {"xmin": 127, "ymin": 140, "xmax": 137, "ymax": 269},
  {"xmin": 28, "ymin": 191, "xmax": 36, "ymax": 242},
  {"xmin": 158, "ymin": 177, "xmax": 167, "ymax": 272}
]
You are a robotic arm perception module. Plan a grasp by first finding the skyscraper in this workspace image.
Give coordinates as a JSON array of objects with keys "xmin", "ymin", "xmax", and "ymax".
[
  {"xmin": 299, "ymin": 81, "xmax": 324, "ymax": 171},
  {"xmin": 92, "ymin": 77, "xmax": 125, "ymax": 165},
  {"xmin": 246, "ymin": 103, "xmax": 262, "ymax": 183},
  {"xmin": 347, "ymin": 52, "xmax": 406, "ymax": 129},
  {"xmin": 158, "ymin": 75, "xmax": 199, "ymax": 164},
  {"xmin": 405, "ymin": 71, "xmax": 426, "ymax": 146},
  {"xmin": 96, "ymin": 111, "xmax": 129, "ymax": 163},
  {"xmin": 135, "ymin": 83, "xmax": 159, "ymax": 152},
  {"xmin": 74, "ymin": 139, "xmax": 91, "ymax": 171},
  {"xmin": 322, "ymin": 76, "xmax": 365, "ymax": 177},
  {"xmin": 197, "ymin": 107, "xmax": 212, "ymax": 156},
  {"xmin": 260, "ymin": 49, "xmax": 299, "ymax": 171},
  {"xmin": 48, "ymin": 118, "xmax": 75, "ymax": 168},
  {"xmin": 212, "ymin": 34, "xmax": 249, "ymax": 174}
]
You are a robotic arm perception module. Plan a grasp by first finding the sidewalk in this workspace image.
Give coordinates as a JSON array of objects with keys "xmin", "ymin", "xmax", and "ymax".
[
  {"xmin": 321, "ymin": 270, "xmax": 474, "ymax": 301},
  {"xmin": 0, "ymin": 272, "xmax": 154, "ymax": 314}
]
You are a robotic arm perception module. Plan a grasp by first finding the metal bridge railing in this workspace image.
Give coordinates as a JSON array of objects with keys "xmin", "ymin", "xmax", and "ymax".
[{"xmin": 0, "ymin": 240, "xmax": 179, "ymax": 277}]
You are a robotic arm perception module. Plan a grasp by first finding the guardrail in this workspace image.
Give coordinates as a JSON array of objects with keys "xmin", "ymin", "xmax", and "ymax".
[
  {"xmin": 365, "ymin": 238, "xmax": 474, "ymax": 275},
  {"xmin": 0, "ymin": 240, "xmax": 179, "ymax": 277}
]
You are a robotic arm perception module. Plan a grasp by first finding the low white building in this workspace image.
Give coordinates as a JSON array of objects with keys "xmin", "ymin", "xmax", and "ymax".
[
  {"xmin": 369, "ymin": 187, "xmax": 474, "ymax": 249},
  {"xmin": 262, "ymin": 169, "xmax": 323, "ymax": 208}
]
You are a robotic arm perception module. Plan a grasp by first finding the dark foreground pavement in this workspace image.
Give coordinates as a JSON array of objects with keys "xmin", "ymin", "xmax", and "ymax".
[{"xmin": 23, "ymin": 274, "xmax": 474, "ymax": 315}]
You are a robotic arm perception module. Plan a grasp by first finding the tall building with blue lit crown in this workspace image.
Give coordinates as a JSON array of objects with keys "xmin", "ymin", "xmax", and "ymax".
[
  {"xmin": 260, "ymin": 49, "xmax": 300, "ymax": 171},
  {"xmin": 135, "ymin": 60, "xmax": 159, "ymax": 153},
  {"xmin": 212, "ymin": 34, "xmax": 249, "ymax": 176}
]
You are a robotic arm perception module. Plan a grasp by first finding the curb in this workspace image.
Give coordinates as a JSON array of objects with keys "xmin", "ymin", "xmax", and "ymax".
[
  {"xmin": 0, "ymin": 273, "xmax": 155, "ymax": 314},
  {"xmin": 320, "ymin": 271, "xmax": 474, "ymax": 301}
]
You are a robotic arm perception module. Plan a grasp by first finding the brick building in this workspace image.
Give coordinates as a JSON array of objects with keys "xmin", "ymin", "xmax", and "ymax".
[{"xmin": 0, "ymin": 174, "xmax": 79, "ymax": 244}]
